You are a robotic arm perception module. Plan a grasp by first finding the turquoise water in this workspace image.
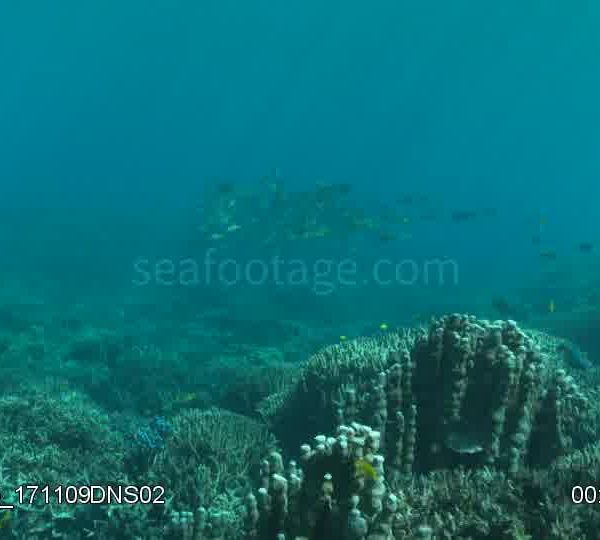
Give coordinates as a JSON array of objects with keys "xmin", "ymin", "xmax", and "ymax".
[{"xmin": 2, "ymin": 2, "xmax": 599, "ymax": 229}]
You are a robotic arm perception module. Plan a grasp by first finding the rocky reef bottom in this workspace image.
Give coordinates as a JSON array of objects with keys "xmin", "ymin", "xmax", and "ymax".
[{"xmin": 0, "ymin": 314, "xmax": 599, "ymax": 539}]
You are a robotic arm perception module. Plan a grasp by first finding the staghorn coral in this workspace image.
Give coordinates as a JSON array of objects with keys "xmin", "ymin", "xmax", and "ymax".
[
  {"xmin": 0, "ymin": 385, "xmax": 128, "ymax": 539},
  {"xmin": 142, "ymin": 407, "xmax": 277, "ymax": 540},
  {"xmin": 0, "ymin": 385, "xmax": 126, "ymax": 489},
  {"xmin": 262, "ymin": 330, "xmax": 418, "ymax": 452},
  {"xmin": 221, "ymin": 362, "xmax": 302, "ymax": 420}
]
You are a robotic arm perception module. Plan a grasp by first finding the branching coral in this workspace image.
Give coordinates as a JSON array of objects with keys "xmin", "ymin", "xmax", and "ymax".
[{"xmin": 144, "ymin": 408, "xmax": 277, "ymax": 540}]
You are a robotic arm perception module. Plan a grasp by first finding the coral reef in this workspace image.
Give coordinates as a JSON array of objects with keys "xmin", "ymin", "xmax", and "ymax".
[
  {"xmin": 0, "ymin": 384, "xmax": 127, "ymax": 538},
  {"xmin": 263, "ymin": 330, "xmax": 417, "ymax": 451},
  {"xmin": 147, "ymin": 408, "xmax": 276, "ymax": 507},
  {"xmin": 142, "ymin": 408, "xmax": 277, "ymax": 539},
  {"xmin": 246, "ymin": 421, "xmax": 600, "ymax": 539},
  {"xmin": 248, "ymin": 315, "xmax": 600, "ymax": 539},
  {"xmin": 1, "ymin": 313, "xmax": 599, "ymax": 539},
  {"xmin": 266, "ymin": 315, "xmax": 593, "ymax": 476}
]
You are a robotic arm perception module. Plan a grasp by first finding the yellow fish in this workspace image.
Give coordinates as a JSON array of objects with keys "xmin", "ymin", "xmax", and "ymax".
[
  {"xmin": 548, "ymin": 299, "xmax": 555, "ymax": 313},
  {"xmin": 339, "ymin": 335, "xmax": 347, "ymax": 341},
  {"xmin": 379, "ymin": 323, "xmax": 388, "ymax": 331},
  {"xmin": 355, "ymin": 458, "xmax": 378, "ymax": 481}
]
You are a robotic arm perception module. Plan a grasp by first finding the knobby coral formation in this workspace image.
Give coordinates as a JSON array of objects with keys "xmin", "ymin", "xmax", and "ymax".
[
  {"xmin": 250, "ymin": 315, "xmax": 598, "ymax": 539},
  {"xmin": 267, "ymin": 315, "xmax": 591, "ymax": 475}
]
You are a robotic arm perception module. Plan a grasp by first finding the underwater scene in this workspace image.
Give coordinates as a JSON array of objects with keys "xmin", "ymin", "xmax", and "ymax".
[{"xmin": 2, "ymin": 1, "xmax": 600, "ymax": 539}]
